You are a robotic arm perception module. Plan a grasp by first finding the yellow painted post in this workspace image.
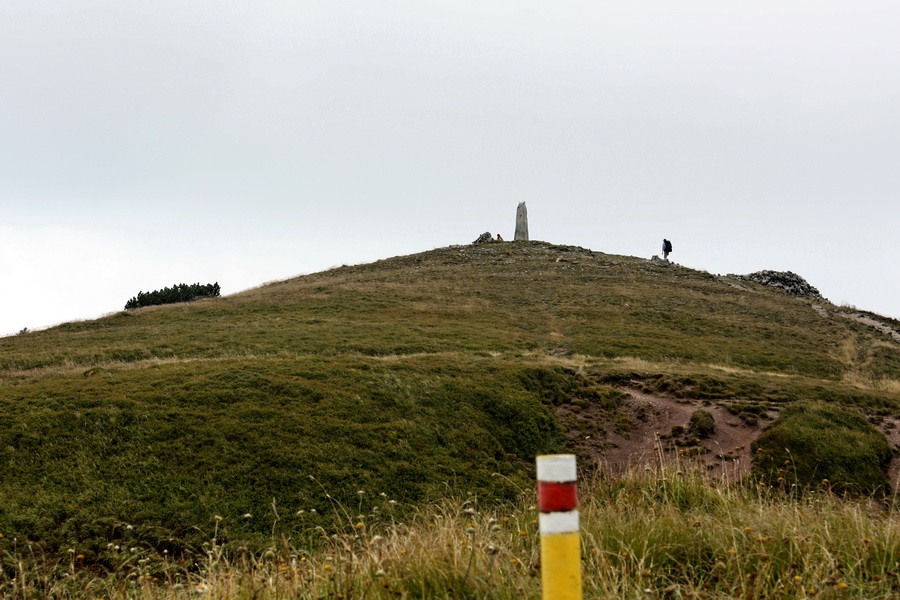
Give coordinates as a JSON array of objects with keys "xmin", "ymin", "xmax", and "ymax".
[{"xmin": 537, "ymin": 454, "xmax": 582, "ymax": 600}]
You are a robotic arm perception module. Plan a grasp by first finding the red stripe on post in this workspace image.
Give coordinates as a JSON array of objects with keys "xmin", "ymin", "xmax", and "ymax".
[{"xmin": 538, "ymin": 481, "xmax": 578, "ymax": 513}]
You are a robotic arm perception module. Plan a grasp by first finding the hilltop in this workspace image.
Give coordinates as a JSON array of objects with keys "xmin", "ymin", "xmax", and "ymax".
[{"xmin": 1, "ymin": 241, "xmax": 899, "ymax": 558}]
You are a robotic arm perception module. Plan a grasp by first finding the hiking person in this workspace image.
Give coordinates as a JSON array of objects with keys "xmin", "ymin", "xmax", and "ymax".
[
  {"xmin": 496, "ymin": 234, "xmax": 504, "ymax": 242},
  {"xmin": 662, "ymin": 239, "xmax": 673, "ymax": 259}
]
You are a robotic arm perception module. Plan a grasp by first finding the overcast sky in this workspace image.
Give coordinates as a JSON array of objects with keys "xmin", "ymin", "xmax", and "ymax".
[{"xmin": 2, "ymin": 1, "xmax": 898, "ymax": 337}]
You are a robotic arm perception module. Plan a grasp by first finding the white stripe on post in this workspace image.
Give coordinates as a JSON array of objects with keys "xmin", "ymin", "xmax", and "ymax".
[
  {"xmin": 536, "ymin": 454, "xmax": 578, "ymax": 482},
  {"xmin": 539, "ymin": 510, "xmax": 580, "ymax": 535}
]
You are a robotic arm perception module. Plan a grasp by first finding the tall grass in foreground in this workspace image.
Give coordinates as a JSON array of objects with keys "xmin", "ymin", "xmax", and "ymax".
[{"xmin": 2, "ymin": 463, "xmax": 898, "ymax": 599}]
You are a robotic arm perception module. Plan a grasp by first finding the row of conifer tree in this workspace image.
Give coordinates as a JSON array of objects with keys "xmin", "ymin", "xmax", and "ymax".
[{"xmin": 124, "ymin": 282, "xmax": 221, "ymax": 310}]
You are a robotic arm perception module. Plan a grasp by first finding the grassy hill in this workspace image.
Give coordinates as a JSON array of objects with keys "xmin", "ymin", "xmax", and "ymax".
[{"xmin": 2, "ymin": 241, "xmax": 899, "ymax": 560}]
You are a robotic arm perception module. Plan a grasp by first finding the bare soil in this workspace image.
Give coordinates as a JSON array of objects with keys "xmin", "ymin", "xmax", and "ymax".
[
  {"xmin": 880, "ymin": 415, "xmax": 900, "ymax": 488},
  {"xmin": 557, "ymin": 389, "xmax": 900, "ymax": 489},
  {"xmin": 555, "ymin": 389, "xmax": 771, "ymax": 481}
]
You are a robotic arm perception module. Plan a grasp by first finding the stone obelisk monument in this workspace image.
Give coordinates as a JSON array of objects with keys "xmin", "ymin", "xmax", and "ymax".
[{"xmin": 514, "ymin": 202, "xmax": 529, "ymax": 241}]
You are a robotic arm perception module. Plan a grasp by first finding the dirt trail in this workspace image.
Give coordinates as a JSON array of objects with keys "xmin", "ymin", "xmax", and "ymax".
[
  {"xmin": 811, "ymin": 303, "xmax": 900, "ymax": 343},
  {"xmin": 881, "ymin": 416, "xmax": 900, "ymax": 489},
  {"xmin": 838, "ymin": 311, "xmax": 900, "ymax": 343}
]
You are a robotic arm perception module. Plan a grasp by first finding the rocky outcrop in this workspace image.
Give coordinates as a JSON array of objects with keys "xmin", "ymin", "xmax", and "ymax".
[
  {"xmin": 735, "ymin": 270, "xmax": 825, "ymax": 301},
  {"xmin": 472, "ymin": 232, "xmax": 494, "ymax": 244}
]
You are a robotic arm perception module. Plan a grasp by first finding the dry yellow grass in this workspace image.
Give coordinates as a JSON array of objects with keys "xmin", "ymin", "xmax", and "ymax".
[{"xmin": 5, "ymin": 462, "xmax": 899, "ymax": 599}]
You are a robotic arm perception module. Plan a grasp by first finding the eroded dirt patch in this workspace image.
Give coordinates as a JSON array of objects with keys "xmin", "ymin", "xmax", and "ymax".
[
  {"xmin": 555, "ymin": 389, "xmax": 774, "ymax": 481},
  {"xmin": 556, "ymin": 388, "xmax": 900, "ymax": 490},
  {"xmin": 877, "ymin": 415, "xmax": 900, "ymax": 489}
]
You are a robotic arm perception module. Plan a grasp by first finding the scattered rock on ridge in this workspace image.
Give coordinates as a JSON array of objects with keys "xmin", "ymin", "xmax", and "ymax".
[
  {"xmin": 472, "ymin": 232, "xmax": 494, "ymax": 244},
  {"xmin": 838, "ymin": 311, "xmax": 900, "ymax": 343},
  {"xmin": 734, "ymin": 270, "xmax": 825, "ymax": 301}
]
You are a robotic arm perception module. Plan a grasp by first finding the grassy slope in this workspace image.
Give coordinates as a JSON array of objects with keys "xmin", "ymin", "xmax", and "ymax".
[{"xmin": 1, "ymin": 241, "xmax": 899, "ymax": 556}]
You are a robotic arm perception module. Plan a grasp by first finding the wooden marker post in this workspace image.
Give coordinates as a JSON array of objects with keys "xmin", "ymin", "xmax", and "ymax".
[{"xmin": 537, "ymin": 454, "xmax": 582, "ymax": 600}]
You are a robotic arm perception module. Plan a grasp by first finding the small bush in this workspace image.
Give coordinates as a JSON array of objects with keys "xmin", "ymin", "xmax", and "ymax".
[
  {"xmin": 518, "ymin": 367, "xmax": 578, "ymax": 405},
  {"xmin": 588, "ymin": 385, "xmax": 630, "ymax": 411},
  {"xmin": 752, "ymin": 401, "xmax": 892, "ymax": 496},
  {"xmin": 125, "ymin": 282, "xmax": 221, "ymax": 310},
  {"xmin": 689, "ymin": 409, "xmax": 715, "ymax": 438}
]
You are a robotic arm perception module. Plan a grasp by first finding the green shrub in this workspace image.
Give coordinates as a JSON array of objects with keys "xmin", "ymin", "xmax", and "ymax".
[
  {"xmin": 125, "ymin": 282, "xmax": 221, "ymax": 310},
  {"xmin": 689, "ymin": 409, "xmax": 715, "ymax": 438},
  {"xmin": 751, "ymin": 401, "xmax": 892, "ymax": 496},
  {"xmin": 517, "ymin": 367, "xmax": 580, "ymax": 405}
]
